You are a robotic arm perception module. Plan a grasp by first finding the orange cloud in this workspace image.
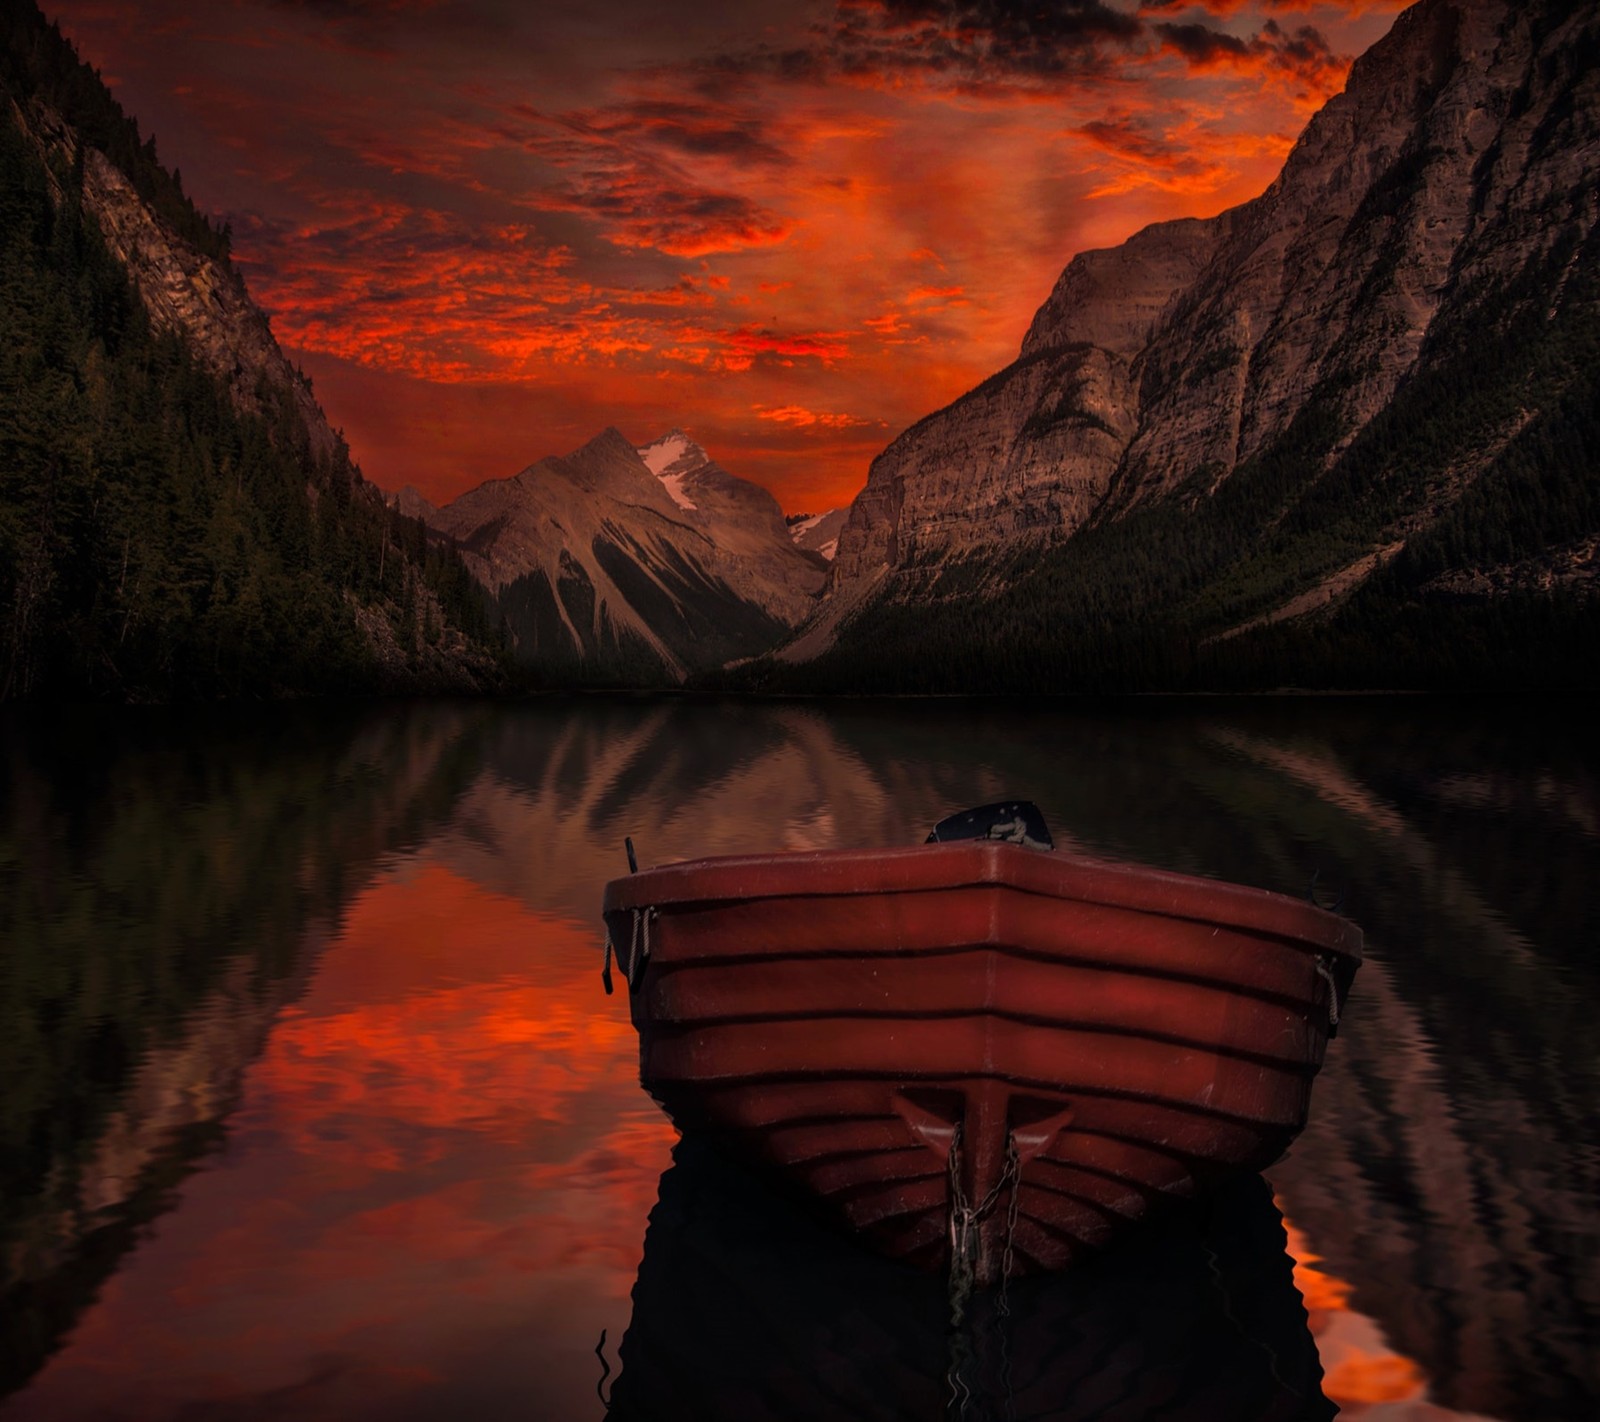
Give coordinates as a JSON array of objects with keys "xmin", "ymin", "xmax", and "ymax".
[
  {"xmin": 46, "ymin": 0, "xmax": 1413, "ymax": 510},
  {"xmin": 755, "ymin": 404, "xmax": 873, "ymax": 429},
  {"xmin": 1075, "ymin": 113, "xmax": 1295, "ymax": 197}
]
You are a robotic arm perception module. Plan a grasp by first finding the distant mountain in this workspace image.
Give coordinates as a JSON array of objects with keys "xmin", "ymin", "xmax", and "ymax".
[
  {"xmin": 0, "ymin": 0, "xmax": 502, "ymax": 699},
  {"xmin": 786, "ymin": 509, "xmax": 847, "ymax": 561},
  {"xmin": 423, "ymin": 429, "xmax": 825, "ymax": 682},
  {"xmin": 769, "ymin": 0, "xmax": 1600, "ymax": 693},
  {"xmin": 392, "ymin": 485, "xmax": 440, "ymax": 525}
]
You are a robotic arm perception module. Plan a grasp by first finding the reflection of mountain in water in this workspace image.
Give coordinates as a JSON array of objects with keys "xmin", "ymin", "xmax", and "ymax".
[
  {"xmin": 0, "ymin": 704, "xmax": 493, "ymax": 1397},
  {"xmin": 609, "ymin": 1134, "xmax": 1331, "ymax": 1421}
]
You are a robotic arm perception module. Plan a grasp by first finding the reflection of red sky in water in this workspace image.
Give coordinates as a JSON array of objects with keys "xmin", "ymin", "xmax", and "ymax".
[
  {"xmin": 1281, "ymin": 1213, "xmax": 1499, "ymax": 1422},
  {"xmin": 14, "ymin": 855, "xmax": 1509, "ymax": 1420},
  {"xmin": 10, "ymin": 861, "xmax": 674, "ymax": 1420}
]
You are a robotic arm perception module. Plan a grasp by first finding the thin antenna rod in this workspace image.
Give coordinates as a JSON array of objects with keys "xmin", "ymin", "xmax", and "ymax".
[{"xmin": 625, "ymin": 837, "xmax": 638, "ymax": 874}]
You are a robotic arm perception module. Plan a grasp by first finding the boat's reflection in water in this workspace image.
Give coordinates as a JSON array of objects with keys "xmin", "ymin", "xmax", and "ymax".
[{"xmin": 609, "ymin": 1135, "xmax": 1332, "ymax": 1422}]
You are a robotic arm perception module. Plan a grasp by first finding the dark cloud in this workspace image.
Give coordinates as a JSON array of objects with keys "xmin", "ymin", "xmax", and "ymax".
[
  {"xmin": 1077, "ymin": 115, "xmax": 1188, "ymax": 166},
  {"xmin": 1153, "ymin": 18, "xmax": 1252, "ymax": 63},
  {"xmin": 265, "ymin": 0, "xmax": 446, "ymax": 15},
  {"xmin": 562, "ymin": 99, "xmax": 793, "ymax": 167},
  {"xmin": 1153, "ymin": 15, "xmax": 1346, "ymax": 95},
  {"xmin": 495, "ymin": 95, "xmax": 796, "ymax": 256},
  {"xmin": 705, "ymin": 0, "xmax": 1148, "ymax": 92}
]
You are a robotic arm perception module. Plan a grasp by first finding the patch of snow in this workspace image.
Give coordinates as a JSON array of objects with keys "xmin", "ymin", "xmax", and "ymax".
[
  {"xmin": 816, "ymin": 538, "xmax": 838, "ymax": 561},
  {"xmin": 637, "ymin": 431, "xmax": 701, "ymax": 510},
  {"xmin": 639, "ymin": 431, "xmax": 692, "ymax": 477},
  {"xmin": 788, "ymin": 513, "xmax": 826, "ymax": 541},
  {"xmin": 658, "ymin": 472, "xmax": 697, "ymax": 511}
]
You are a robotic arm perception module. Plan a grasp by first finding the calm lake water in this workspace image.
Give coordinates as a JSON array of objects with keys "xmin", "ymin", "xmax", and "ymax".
[{"xmin": 1, "ymin": 696, "xmax": 1596, "ymax": 1421}]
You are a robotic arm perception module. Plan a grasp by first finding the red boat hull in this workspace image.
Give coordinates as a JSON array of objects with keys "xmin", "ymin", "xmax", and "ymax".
[{"xmin": 603, "ymin": 842, "xmax": 1360, "ymax": 1283}]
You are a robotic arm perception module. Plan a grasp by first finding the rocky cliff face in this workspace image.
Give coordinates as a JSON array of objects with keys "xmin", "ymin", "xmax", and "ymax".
[
  {"xmin": 426, "ymin": 430, "xmax": 825, "ymax": 679},
  {"xmin": 825, "ymin": 0, "xmax": 1600, "ymax": 621},
  {"xmin": 831, "ymin": 218, "xmax": 1222, "ymax": 582},
  {"xmin": 14, "ymin": 100, "xmax": 346, "ymax": 472}
]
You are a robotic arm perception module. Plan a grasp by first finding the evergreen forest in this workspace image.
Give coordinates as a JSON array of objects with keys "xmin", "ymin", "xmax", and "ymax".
[{"xmin": 0, "ymin": 0, "xmax": 503, "ymax": 700}]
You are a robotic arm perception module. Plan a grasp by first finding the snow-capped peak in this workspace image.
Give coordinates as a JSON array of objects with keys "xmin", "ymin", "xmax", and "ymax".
[
  {"xmin": 637, "ymin": 430, "xmax": 708, "ymax": 510},
  {"xmin": 786, "ymin": 507, "xmax": 845, "ymax": 560}
]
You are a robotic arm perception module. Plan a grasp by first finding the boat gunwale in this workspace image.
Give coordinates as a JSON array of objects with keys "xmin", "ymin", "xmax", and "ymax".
[
  {"xmin": 604, "ymin": 841, "xmax": 1362, "ymax": 962},
  {"xmin": 646, "ymin": 1067, "xmax": 1310, "ymax": 1130},
  {"xmin": 643, "ymin": 939, "xmax": 1333, "ymax": 1018},
  {"xmin": 639, "ymin": 1004, "xmax": 1324, "ymax": 1074}
]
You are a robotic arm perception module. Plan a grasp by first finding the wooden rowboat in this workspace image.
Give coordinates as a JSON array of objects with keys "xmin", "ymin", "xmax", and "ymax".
[{"xmin": 601, "ymin": 817, "xmax": 1361, "ymax": 1285}]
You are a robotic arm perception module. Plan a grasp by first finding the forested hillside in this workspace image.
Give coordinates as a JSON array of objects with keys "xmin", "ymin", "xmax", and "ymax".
[{"xmin": 0, "ymin": 1, "xmax": 504, "ymax": 700}]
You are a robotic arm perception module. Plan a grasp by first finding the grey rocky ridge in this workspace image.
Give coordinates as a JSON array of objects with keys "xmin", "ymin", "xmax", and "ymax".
[
  {"xmin": 769, "ymin": 0, "xmax": 1600, "ymax": 692},
  {"xmin": 420, "ymin": 429, "xmax": 827, "ymax": 681}
]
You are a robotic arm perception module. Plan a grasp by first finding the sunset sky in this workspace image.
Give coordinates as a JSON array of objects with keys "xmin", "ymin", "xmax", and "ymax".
[{"xmin": 48, "ymin": 0, "xmax": 1408, "ymax": 512}]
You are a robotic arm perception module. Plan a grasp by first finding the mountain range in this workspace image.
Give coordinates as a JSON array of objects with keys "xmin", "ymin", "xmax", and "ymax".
[
  {"xmin": 764, "ymin": 0, "xmax": 1600, "ymax": 692},
  {"xmin": 3, "ymin": 0, "xmax": 1597, "ymax": 699},
  {"xmin": 404, "ymin": 429, "xmax": 827, "ymax": 682}
]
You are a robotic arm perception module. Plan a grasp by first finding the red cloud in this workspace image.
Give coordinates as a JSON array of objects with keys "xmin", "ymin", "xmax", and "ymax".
[{"xmin": 43, "ymin": 0, "xmax": 1412, "ymax": 513}]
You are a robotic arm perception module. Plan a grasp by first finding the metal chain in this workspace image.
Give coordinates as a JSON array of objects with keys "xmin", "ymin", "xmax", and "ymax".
[
  {"xmin": 946, "ymin": 1123, "xmax": 1023, "ymax": 1328},
  {"xmin": 947, "ymin": 1122, "xmax": 977, "ymax": 1327},
  {"xmin": 996, "ymin": 1135, "xmax": 1022, "ymax": 1319}
]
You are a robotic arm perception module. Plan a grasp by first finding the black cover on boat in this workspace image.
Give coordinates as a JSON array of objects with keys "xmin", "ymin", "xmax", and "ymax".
[{"xmin": 926, "ymin": 800, "xmax": 1054, "ymax": 851}]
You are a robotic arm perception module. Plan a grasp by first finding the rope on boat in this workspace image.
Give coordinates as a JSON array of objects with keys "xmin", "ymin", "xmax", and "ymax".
[
  {"xmin": 1313, "ymin": 955, "xmax": 1341, "ymax": 1029},
  {"xmin": 627, "ymin": 906, "xmax": 657, "ymax": 991},
  {"xmin": 601, "ymin": 907, "xmax": 658, "ymax": 995}
]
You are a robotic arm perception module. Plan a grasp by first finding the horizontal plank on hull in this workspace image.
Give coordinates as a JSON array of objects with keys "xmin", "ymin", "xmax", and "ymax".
[
  {"xmin": 800, "ymin": 1146, "xmax": 939, "ymax": 1197},
  {"xmin": 804, "ymin": 1151, "xmax": 1163, "ymax": 1237},
  {"xmin": 642, "ymin": 1019, "xmax": 1314, "ymax": 1125},
  {"xmin": 637, "ymin": 889, "xmax": 1334, "ymax": 1006},
  {"xmin": 646, "ymin": 953, "xmax": 1323, "ymax": 1066},
  {"xmin": 752, "ymin": 1118, "xmax": 1256, "ymax": 1186},
  {"xmin": 605, "ymin": 842, "xmax": 1362, "ymax": 965},
  {"xmin": 744, "ymin": 1111, "xmax": 1208, "ymax": 1199},
  {"xmin": 675, "ymin": 1080, "xmax": 1283, "ymax": 1160}
]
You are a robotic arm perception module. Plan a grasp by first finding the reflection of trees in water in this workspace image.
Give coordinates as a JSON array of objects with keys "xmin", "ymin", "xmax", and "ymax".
[
  {"xmin": 609, "ymin": 1134, "xmax": 1330, "ymax": 1422},
  {"xmin": 0, "ymin": 703, "xmax": 493, "ymax": 1397}
]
